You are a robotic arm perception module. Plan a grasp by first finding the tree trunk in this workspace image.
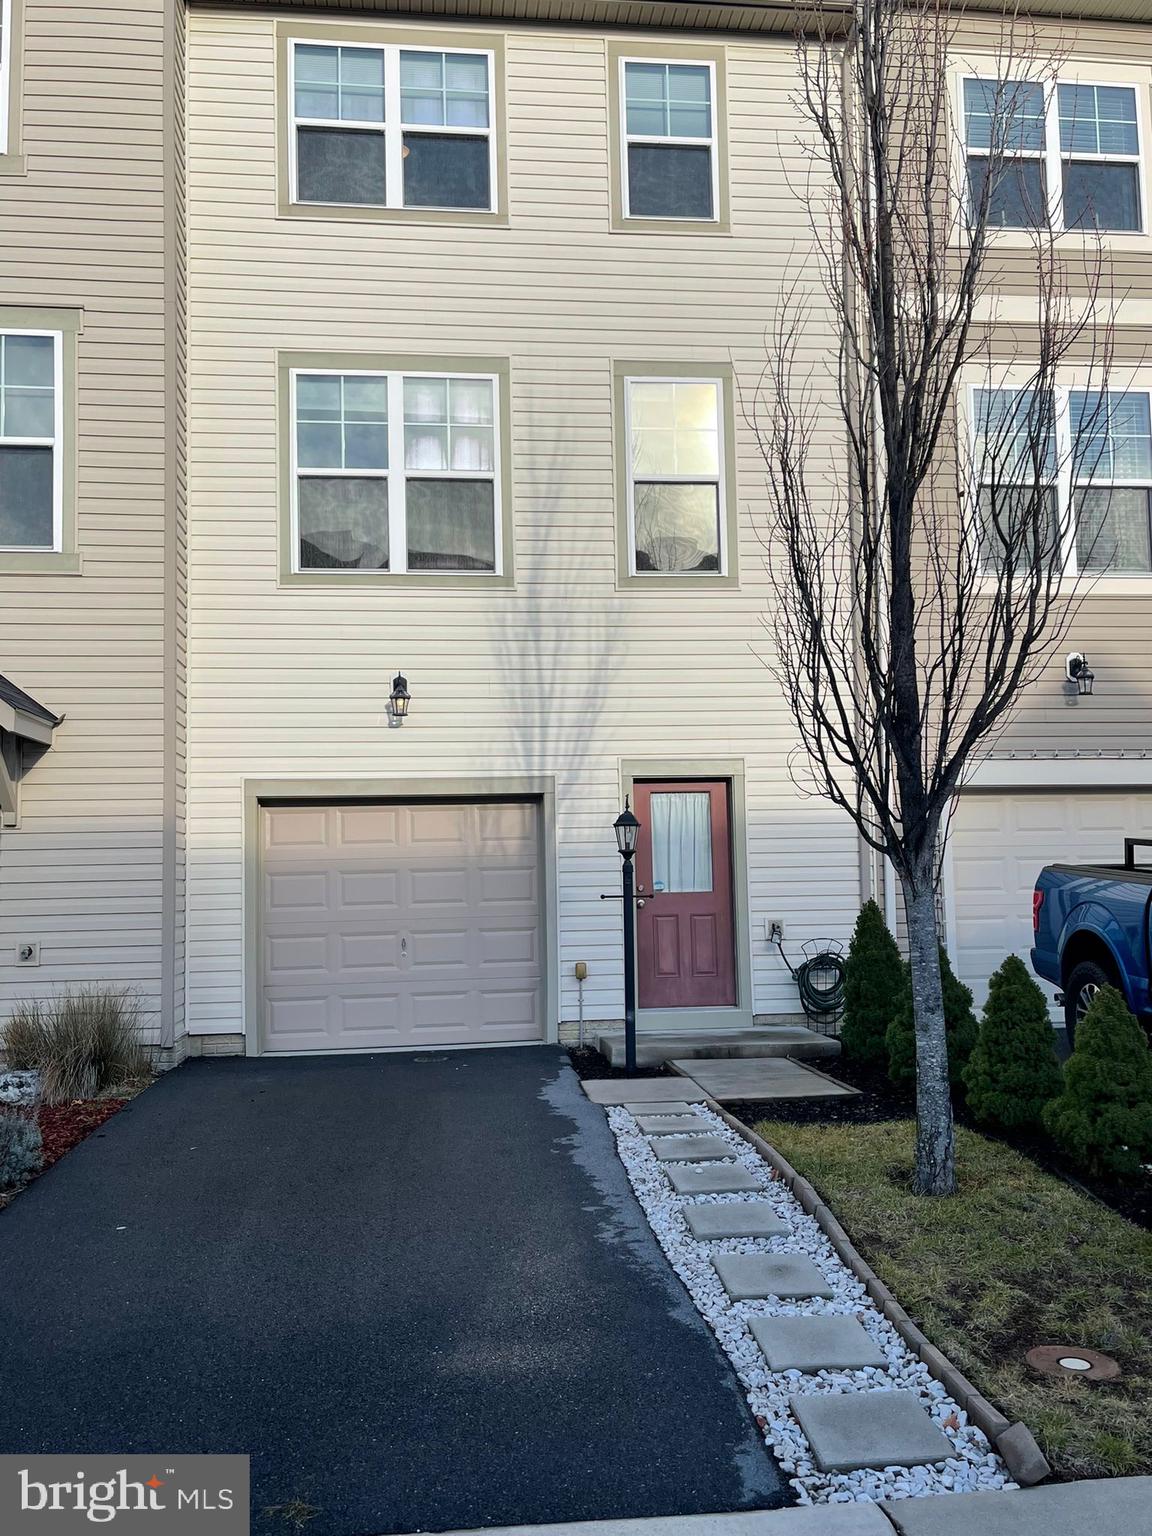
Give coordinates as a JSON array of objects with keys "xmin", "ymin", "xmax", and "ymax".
[{"xmin": 902, "ymin": 876, "xmax": 957, "ymax": 1196}]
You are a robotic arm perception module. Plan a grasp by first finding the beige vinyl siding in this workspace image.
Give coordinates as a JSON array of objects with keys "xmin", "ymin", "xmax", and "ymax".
[
  {"xmin": 0, "ymin": 0, "xmax": 180, "ymax": 1042},
  {"xmin": 186, "ymin": 12, "xmax": 860, "ymax": 1038}
]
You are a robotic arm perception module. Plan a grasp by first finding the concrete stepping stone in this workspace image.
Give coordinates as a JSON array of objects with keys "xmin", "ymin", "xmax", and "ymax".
[
  {"xmin": 790, "ymin": 1389, "xmax": 953, "ymax": 1472},
  {"xmin": 634, "ymin": 1113, "xmax": 713, "ymax": 1134},
  {"xmin": 581, "ymin": 1079, "xmax": 704, "ymax": 1106},
  {"xmin": 623, "ymin": 1101, "xmax": 701, "ymax": 1117},
  {"xmin": 650, "ymin": 1133, "xmax": 732, "ymax": 1163},
  {"xmin": 712, "ymin": 1253, "xmax": 834, "ymax": 1300},
  {"xmin": 666, "ymin": 1163, "xmax": 762, "ymax": 1195},
  {"xmin": 750, "ymin": 1314, "xmax": 888, "ymax": 1372},
  {"xmin": 684, "ymin": 1202, "xmax": 791, "ymax": 1240}
]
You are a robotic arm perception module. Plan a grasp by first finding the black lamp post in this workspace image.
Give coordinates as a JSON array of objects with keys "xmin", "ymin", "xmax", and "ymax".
[{"xmin": 614, "ymin": 798, "xmax": 641, "ymax": 1074}]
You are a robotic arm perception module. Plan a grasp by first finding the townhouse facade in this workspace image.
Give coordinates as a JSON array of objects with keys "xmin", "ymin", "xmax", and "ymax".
[{"xmin": 0, "ymin": 0, "xmax": 1150, "ymax": 1060}]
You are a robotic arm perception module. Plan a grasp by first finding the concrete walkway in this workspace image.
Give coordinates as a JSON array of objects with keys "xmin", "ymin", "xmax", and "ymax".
[
  {"xmin": 0, "ymin": 1048, "xmax": 784, "ymax": 1536},
  {"xmin": 418, "ymin": 1476, "xmax": 1152, "ymax": 1535}
]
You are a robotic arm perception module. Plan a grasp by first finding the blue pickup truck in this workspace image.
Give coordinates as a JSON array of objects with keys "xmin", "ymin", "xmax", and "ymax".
[{"xmin": 1032, "ymin": 838, "xmax": 1152, "ymax": 1040}]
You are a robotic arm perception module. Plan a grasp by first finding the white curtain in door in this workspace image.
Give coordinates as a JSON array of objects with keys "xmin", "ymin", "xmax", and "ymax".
[{"xmin": 650, "ymin": 791, "xmax": 713, "ymax": 893}]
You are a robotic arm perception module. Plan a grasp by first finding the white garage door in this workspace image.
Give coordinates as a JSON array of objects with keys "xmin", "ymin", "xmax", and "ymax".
[
  {"xmin": 949, "ymin": 790, "xmax": 1152, "ymax": 1011},
  {"xmin": 260, "ymin": 800, "xmax": 544, "ymax": 1053}
]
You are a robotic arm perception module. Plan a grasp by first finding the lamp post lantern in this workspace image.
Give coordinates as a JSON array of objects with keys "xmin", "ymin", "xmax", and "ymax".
[{"xmin": 614, "ymin": 798, "xmax": 641, "ymax": 1074}]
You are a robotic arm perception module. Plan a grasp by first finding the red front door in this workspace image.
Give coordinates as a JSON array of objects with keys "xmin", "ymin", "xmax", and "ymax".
[{"xmin": 634, "ymin": 780, "xmax": 736, "ymax": 1009}]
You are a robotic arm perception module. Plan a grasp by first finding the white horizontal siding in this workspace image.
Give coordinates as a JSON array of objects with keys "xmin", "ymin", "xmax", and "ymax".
[
  {"xmin": 184, "ymin": 12, "xmax": 860, "ymax": 1039},
  {"xmin": 0, "ymin": 0, "xmax": 173, "ymax": 1041}
]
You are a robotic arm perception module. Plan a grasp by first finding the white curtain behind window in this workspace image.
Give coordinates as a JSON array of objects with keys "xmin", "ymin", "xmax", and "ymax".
[{"xmin": 651, "ymin": 791, "xmax": 713, "ymax": 893}]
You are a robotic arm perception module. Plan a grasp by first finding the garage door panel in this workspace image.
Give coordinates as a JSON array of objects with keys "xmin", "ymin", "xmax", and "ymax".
[
  {"xmin": 951, "ymin": 790, "xmax": 1152, "ymax": 1011},
  {"xmin": 262, "ymin": 800, "xmax": 544, "ymax": 1052}
]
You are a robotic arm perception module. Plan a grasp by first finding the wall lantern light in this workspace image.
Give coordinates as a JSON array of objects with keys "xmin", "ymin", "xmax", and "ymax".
[
  {"xmin": 1066, "ymin": 653, "xmax": 1095, "ymax": 697},
  {"xmin": 389, "ymin": 672, "xmax": 412, "ymax": 722}
]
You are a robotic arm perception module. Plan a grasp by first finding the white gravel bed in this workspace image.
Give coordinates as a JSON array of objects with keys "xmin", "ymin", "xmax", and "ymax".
[{"xmin": 606, "ymin": 1102, "xmax": 1015, "ymax": 1507}]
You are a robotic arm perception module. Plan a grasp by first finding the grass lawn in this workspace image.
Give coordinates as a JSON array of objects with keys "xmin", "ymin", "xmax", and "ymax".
[{"xmin": 754, "ymin": 1118, "xmax": 1152, "ymax": 1482}]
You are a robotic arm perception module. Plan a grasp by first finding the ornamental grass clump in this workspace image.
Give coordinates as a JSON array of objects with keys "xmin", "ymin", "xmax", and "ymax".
[
  {"xmin": 0, "ymin": 987, "xmax": 148, "ymax": 1106},
  {"xmin": 886, "ymin": 946, "xmax": 978, "ymax": 1096},
  {"xmin": 1043, "ymin": 986, "xmax": 1152, "ymax": 1178},
  {"xmin": 0, "ymin": 1108, "xmax": 42, "ymax": 1189},
  {"xmin": 963, "ymin": 954, "xmax": 1064, "ymax": 1133},
  {"xmin": 840, "ymin": 899, "xmax": 904, "ymax": 1069}
]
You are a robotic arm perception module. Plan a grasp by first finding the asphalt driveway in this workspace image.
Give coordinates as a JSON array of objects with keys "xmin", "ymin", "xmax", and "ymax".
[{"xmin": 0, "ymin": 1047, "xmax": 785, "ymax": 1535}]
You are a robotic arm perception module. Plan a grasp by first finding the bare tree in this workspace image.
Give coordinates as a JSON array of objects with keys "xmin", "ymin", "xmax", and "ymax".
[{"xmin": 753, "ymin": 0, "xmax": 1119, "ymax": 1193}]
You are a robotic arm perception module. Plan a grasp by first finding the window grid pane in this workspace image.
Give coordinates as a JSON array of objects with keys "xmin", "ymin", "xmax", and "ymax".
[
  {"xmin": 630, "ymin": 380, "xmax": 720, "ymax": 477},
  {"xmin": 625, "ymin": 61, "xmax": 711, "ymax": 140},
  {"xmin": 1058, "ymin": 83, "xmax": 1139, "ymax": 157},
  {"xmin": 404, "ymin": 376, "xmax": 494, "ymax": 472},
  {"xmin": 0, "ymin": 335, "xmax": 55, "ymax": 442},
  {"xmin": 295, "ymin": 45, "xmax": 385, "ymax": 124},
  {"xmin": 1071, "ymin": 390, "xmax": 1152, "ymax": 482},
  {"xmin": 963, "ymin": 78, "xmax": 1046, "ymax": 153},
  {"xmin": 400, "ymin": 50, "xmax": 490, "ymax": 129},
  {"xmin": 296, "ymin": 374, "xmax": 388, "ymax": 472},
  {"xmin": 974, "ymin": 387, "xmax": 1057, "ymax": 482}
]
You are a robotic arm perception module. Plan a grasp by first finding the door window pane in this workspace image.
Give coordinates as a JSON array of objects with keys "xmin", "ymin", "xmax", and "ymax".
[
  {"xmin": 1075, "ymin": 487, "xmax": 1152, "ymax": 572},
  {"xmin": 634, "ymin": 484, "xmax": 720, "ymax": 572},
  {"xmin": 1062, "ymin": 161, "xmax": 1140, "ymax": 231},
  {"xmin": 627, "ymin": 144, "xmax": 712, "ymax": 219},
  {"xmin": 406, "ymin": 479, "xmax": 496, "ymax": 571},
  {"xmin": 298, "ymin": 477, "xmax": 389, "ymax": 569},
  {"xmin": 0, "ymin": 446, "xmax": 55, "ymax": 547},
  {"xmin": 297, "ymin": 126, "xmax": 386, "ymax": 205},
  {"xmin": 650, "ymin": 791, "xmax": 713, "ymax": 893}
]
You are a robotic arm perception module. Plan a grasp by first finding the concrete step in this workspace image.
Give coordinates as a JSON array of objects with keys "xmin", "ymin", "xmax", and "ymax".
[
  {"xmin": 650, "ymin": 1133, "xmax": 734, "ymax": 1163},
  {"xmin": 880, "ymin": 1477, "xmax": 1152, "ymax": 1535},
  {"xmin": 596, "ymin": 1028, "xmax": 840, "ymax": 1069},
  {"xmin": 684, "ymin": 1202, "xmax": 791, "ymax": 1240},
  {"xmin": 673, "ymin": 1056, "xmax": 856, "ymax": 1104}
]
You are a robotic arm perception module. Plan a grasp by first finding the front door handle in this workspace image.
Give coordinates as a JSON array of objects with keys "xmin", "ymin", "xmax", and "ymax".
[{"xmin": 636, "ymin": 899, "xmax": 646, "ymax": 908}]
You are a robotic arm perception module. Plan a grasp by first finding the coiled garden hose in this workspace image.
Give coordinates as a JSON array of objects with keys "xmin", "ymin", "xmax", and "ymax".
[{"xmin": 774, "ymin": 936, "xmax": 847, "ymax": 1020}]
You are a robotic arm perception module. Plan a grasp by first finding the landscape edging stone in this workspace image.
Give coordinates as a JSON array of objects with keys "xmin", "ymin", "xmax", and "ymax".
[{"xmin": 705, "ymin": 1097, "xmax": 1049, "ymax": 1486}]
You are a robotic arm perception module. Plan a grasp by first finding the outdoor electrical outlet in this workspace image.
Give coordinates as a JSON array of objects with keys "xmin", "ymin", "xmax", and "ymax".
[
  {"xmin": 16, "ymin": 941, "xmax": 40, "ymax": 966},
  {"xmin": 768, "ymin": 921, "xmax": 785, "ymax": 945}
]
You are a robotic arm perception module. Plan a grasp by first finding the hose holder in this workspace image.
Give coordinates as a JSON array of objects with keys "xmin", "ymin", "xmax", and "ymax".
[{"xmin": 773, "ymin": 934, "xmax": 847, "ymax": 1034}]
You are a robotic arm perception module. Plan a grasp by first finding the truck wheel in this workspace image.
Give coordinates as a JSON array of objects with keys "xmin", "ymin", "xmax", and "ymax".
[{"xmin": 1064, "ymin": 959, "xmax": 1115, "ymax": 1046}]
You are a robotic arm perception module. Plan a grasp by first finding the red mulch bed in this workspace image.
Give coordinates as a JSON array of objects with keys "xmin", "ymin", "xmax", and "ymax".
[{"xmin": 37, "ymin": 1098, "xmax": 128, "ymax": 1168}]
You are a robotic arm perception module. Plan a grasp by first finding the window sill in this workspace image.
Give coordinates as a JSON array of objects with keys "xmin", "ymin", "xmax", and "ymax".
[
  {"xmin": 617, "ymin": 570, "xmax": 740, "ymax": 591},
  {"xmin": 0, "ymin": 550, "xmax": 81, "ymax": 576},
  {"xmin": 278, "ymin": 568, "xmax": 514, "ymax": 589},
  {"xmin": 960, "ymin": 227, "xmax": 1150, "ymax": 254},
  {"xmin": 610, "ymin": 215, "xmax": 731, "ymax": 236},
  {"xmin": 277, "ymin": 200, "xmax": 507, "ymax": 229}
]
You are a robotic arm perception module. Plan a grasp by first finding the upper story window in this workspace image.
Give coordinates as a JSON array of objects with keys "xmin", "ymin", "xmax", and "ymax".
[
  {"xmin": 972, "ymin": 383, "xmax": 1152, "ymax": 577},
  {"xmin": 291, "ymin": 40, "xmax": 495, "ymax": 212},
  {"xmin": 0, "ymin": 331, "xmax": 60, "ymax": 552},
  {"xmin": 291, "ymin": 368, "xmax": 502, "ymax": 574},
  {"xmin": 625, "ymin": 376, "xmax": 725, "ymax": 574},
  {"xmin": 963, "ymin": 76, "xmax": 1144, "ymax": 233},
  {"xmin": 622, "ymin": 60, "xmax": 716, "ymax": 220}
]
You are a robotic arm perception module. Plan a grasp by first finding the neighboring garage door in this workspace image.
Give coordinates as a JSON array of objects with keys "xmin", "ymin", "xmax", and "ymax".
[
  {"xmin": 260, "ymin": 800, "xmax": 544, "ymax": 1053},
  {"xmin": 949, "ymin": 790, "xmax": 1152, "ymax": 1012}
]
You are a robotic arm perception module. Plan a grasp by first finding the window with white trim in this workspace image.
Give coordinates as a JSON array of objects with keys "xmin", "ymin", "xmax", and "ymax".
[
  {"xmin": 0, "ymin": 331, "xmax": 60, "ymax": 551},
  {"xmin": 626, "ymin": 377, "xmax": 724, "ymax": 573},
  {"xmin": 292, "ymin": 369, "xmax": 500, "ymax": 573},
  {"xmin": 1071, "ymin": 389, "xmax": 1152, "ymax": 572},
  {"xmin": 972, "ymin": 383, "xmax": 1152, "ymax": 577},
  {"xmin": 963, "ymin": 76, "xmax": 1144, "ymax": 232},
  {"xmin": 291, "ymin": 41, "xmax": 494, "ymax": 211},
  {"xmin": 621, "ymin": 59, "xmax": 716, "ymax": 220}
]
